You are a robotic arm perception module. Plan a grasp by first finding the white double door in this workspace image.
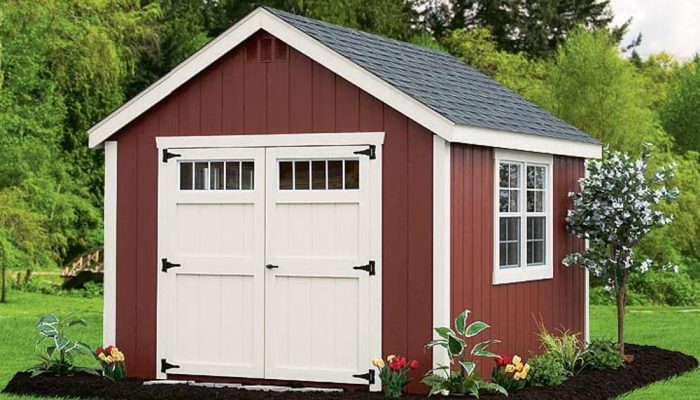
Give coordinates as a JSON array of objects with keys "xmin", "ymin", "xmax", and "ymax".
[{"xmin": 159, "ymin": 145, "xmax": 373, "ymax": 384}]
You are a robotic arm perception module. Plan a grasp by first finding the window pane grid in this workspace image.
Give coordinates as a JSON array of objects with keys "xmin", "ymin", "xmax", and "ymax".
[
  {"xmin": 498, "ymin": 159, "xmax": 548, "ymax": 270},
  {"xmin": 279, "ymin": 159, "xmax": 359, "ymax": 191},
  {"xmin": 180, "ymin": 160, "xmax": 254, "ymax": 191}
]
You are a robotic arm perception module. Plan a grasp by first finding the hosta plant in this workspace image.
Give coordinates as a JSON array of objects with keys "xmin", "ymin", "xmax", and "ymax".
[
  {"xmin": 96, "ymin": 345, "xmax": 127, "ymax": 381},
  {"xmin": 29, "ymin": 314, "xmax": 98, "ymax": 377},
  {"xmin": 422, "ymin": 309, "xmax": 507, "ymax": 397},
  {"xmin": 491, "ymin": 354, "xmax": 530, "ymax": 392},
  {"xmin": 372, "ymin": 355, "xmax": 418, "ymax": 398}
]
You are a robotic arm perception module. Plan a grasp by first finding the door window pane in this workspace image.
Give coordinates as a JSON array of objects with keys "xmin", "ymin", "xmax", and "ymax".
[
  {"xmin": 210, "ymin": 162, "xmax": 224, "ymax": 190},
  {"xmin": 498, "ymin": 217, "xmax": 520, "ymax": 268},
  {"xmin": 279, "ymin": 162, "xmax": 293, "ymax": 190},
  {"xmin": 327, "ymin": 160, "xmax": 343, "ymax": 190},
  {"xmin": 194, "ymin": 162, "xmax": 208, "ymax": 190},
  {"xmin": 527, "ymin": 216, "xmax": 546, "ymax": 265},
  {"xmin": 226, "ymin": 162, "xmax": 240, "ymax": 190},
  {"xmin": 180, "ymin": 162, "xmax": 193, "ymax": 190},
  {"xmin": 344, "ymin": 160, "xmax": 359, "ymax": 189},
  {"xmin": 312, "ymin": 161, "xmax": 326, "ymax": 190},
  {"xmin": 294, "ymin": 161, "xmax": 310, "ymax": 190},
  {"xmin": 241, "ymin": 161, "xmax": 254, "ymax": 190}
]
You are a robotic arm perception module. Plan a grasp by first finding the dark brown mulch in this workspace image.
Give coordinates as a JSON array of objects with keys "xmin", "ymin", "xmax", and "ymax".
[{"xmin": 3, "ymin": 344, "xmax": 697, "ymax": 400}]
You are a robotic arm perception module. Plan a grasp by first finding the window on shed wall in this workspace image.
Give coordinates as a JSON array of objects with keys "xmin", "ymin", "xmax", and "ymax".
[
  {"xmin": 179, "ymin": 160, "xmax": 254, "ymax": 191},
  {"xmin": 494, "ymin": 150, "xmax": 553, "ymax": 285}
]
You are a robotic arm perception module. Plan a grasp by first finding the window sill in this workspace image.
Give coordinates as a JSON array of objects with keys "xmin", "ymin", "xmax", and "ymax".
[{"xmin": 493, "ymin": 264, "xmax": 553, "ymax": 285}]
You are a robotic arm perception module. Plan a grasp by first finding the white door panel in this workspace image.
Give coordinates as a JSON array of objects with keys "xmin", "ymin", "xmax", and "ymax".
[
  {"xmin": 160, "ymin": 147, "xmax": 265, "ymax": 378},
  {"xmin": 264, "ymin": 146, "xmax": 372, "ymax": 384}
]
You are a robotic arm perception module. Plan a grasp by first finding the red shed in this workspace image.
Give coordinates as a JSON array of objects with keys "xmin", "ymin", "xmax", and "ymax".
[{"xmin": 89, "ymin": 7, "xmax": 601, "ymax": 392}]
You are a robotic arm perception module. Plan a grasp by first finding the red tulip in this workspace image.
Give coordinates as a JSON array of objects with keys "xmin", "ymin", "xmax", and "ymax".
[
  {"xmin": 496, "ymin": 354, "xmax": 512, "ymax": 367},
  {"xmin": 409, "ymin": 360, "xmax": 419, "ymax": 370},
  {"xmin": 96, "ymin": 347, "xmax": 104, "ymax": 355},
  {"xmin": 105, "ymin": 345, "xmax": 114, "ymax": 355}
]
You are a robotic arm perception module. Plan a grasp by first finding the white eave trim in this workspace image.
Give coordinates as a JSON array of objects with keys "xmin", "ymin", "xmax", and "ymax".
[
  {"xmin": 155, "ymin": 132, "xmax": 385, "ymax": 149},
  {"xmin": 87, "ymin": 8, "xmax": 602, "ymax": 160}
]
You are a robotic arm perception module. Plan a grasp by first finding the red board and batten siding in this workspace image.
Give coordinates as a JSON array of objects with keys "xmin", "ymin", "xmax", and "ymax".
[
  {"xmin": 112, "ymin": 31, "xmax": 433, "ymax": 388},
  {"xmin": 450, "ymin": 144, "xmax": 586, "ymax": 370}
]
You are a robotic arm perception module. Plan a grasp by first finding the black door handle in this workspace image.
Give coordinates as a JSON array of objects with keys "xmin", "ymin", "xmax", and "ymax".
[{"xmin": 266, "ymin": 264, "xmax": 279, "ymax": 269}]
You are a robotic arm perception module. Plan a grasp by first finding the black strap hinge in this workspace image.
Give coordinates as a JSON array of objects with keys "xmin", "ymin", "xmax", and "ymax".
[
  {"xmin": 161, "ymin": 258, "xmax": 181, "ymax": 273},
  {"xmin": 353, "ymin": 145, "xmax": 376, "ymax": 159},
  {"xmin": 160, "ymin": 358, "xmax": 180, "ymax": 374},
  {"xmin": 352, "ymin": 260, "xmax": 375, "ymax": 276},
  {"xmin": 352, "ymin": 369, "xmax": 375, "ymax": 385},
  {"xmin": 162, "ymin": 149, "xmax": 181, "ymax": 163}
]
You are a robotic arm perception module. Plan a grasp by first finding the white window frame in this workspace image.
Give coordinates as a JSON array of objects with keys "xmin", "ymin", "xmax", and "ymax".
[{"xmin": 493, "ymin": 149, "xmax": 554, "ymax": 285}]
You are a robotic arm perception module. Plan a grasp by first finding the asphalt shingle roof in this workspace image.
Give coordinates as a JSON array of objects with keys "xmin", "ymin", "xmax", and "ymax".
[{"xmin": 267, "ymin": 7, "xmax": 599, "ymax": 145}]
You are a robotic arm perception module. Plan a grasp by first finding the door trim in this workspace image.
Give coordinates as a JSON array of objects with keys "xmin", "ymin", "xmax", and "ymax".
[
  {"xmin": 156, "ymin": 132, "xmax": 385, "ymax": 149},
  {"xmin": 155, "ymin": 133, "xmax": 383, "ymax": 391}
]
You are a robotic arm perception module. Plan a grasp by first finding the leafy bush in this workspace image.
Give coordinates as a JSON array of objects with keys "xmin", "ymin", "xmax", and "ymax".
[
  {"xmin": 526, "ymin": 352, "xmax": 568, "ymax": 387},
  {"xmin": 584, "ymin": 338, "xmax": 625, "ymax": 370},
  {"xmin": 422, "ymin": 309, "xmax": 507, "ymax": 397},
  {"xmin": 29, "ymin": 314, "xmax": 98, "ymax": 377},
  {"xmin": 12, "ymin": 276, "xmax": 104, "ymax": 298},
  {"xmin": 536, "ymin": 324, "xmax": 585, "ymax": 375}
]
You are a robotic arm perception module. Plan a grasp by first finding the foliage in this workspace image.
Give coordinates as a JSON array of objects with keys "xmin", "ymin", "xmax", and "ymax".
[
  {"xmin": 96, "ymin": 345, "xmax": 126, "ymax": 381},
  {"xmin": 0, "ymin": 190, "xmax": 52, "ymax": 303},
  {"xmin": 422, "ymin": 309, "xmax": 506, "ymax": 397},
  {"xmin": 526, "ymin": 352, "xmax": 568, "ymax": 387},
  {"xmin": 491, "ymin": 354, "xmax": 529, "ymax": 392},
  {"xmin": 28, "ymin": 314, "xmax": 97, "ymax": 377},
  {"xmin": 12, "ymin": 276, "xmax": 104, "ymax": 299},
  {"xmin": 372, "ymin": 355, "xmax": 418, "ymax": 398},
  {"xmin": 564, "ymin": 146, "xmax": 679, "ymax": 354},
  {"xmin": 536, "ymin": 325, "xmax": 585, "ymax": 375},
  {"xmin": 661, "ymin": 63, "xmax": 700, "ymax": 152},
  {"xmin": 546, "ymin": 29, "xmax": 656, "ymax": 153},
  {"xmin": 583, "ymin": 338, "xmax": 624, "ymax": 370},
  {"xmin": 418, "ymin": 0, "xmax": 620, "ymax": 58}
]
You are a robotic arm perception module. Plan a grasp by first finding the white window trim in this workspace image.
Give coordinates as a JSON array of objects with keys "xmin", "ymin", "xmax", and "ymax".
[{"xmin": 493, "ymin": 149, "xmax": 554, "ymax": 285}]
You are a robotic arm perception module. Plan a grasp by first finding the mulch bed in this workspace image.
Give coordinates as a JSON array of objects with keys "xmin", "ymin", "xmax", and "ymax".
[{"xmin": 3, "ymin": 344, "xmax": 697, "ymax": 400}]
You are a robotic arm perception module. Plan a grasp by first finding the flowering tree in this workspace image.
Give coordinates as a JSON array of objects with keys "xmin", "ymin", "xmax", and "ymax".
[{"xmin": 563, "ymin": 146, "xmax": 678, "ymax": 356}]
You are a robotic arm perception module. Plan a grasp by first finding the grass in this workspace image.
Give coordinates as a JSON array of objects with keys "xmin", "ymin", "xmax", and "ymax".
[{"xmin": 0, "ymin": 291, "xmax": 697, "ymax": 399}]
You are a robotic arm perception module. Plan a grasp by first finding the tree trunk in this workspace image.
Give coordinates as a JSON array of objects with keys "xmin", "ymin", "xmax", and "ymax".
[
  {"xmin": 1, "ymin": 263, "xmax": 6, "ymax": 303},
  {"xmin": 616, "ymin": 284, "xmax": 626, "ymax": 356}
]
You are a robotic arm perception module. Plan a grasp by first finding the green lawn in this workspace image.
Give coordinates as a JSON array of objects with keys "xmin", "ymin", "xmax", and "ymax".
[{"xmin": 0, "ymin": 292, "xmax": 697, "ymax": 399}]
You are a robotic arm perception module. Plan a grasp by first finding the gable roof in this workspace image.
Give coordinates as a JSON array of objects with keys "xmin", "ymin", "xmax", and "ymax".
[
  {"xmin": 88, "ymin": 7, "xmax": 601, "ymax": 158},
  {"xmin": 266, "ymin": 8, "xmax": 597, "ymax": 146}
]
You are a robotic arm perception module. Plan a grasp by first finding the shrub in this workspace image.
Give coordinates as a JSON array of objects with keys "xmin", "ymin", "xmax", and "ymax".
[
  {"xmin": 422, "ymin": 309, "xmax": 507, "ymax": 397},
  {"xmin": 536, "ymin": 324, "xmax": 585, "ymax": 375},
  {"xmin": 491, "ymin": 354, "xmax": 530, "ymax": 392},
  {"xmin": 29, "ymin": 314, "xmax": 98, "ymax": 377},
  {"xmin": 526, "ymin": 352, "xmax": 568, "ymax": 387},
  {"xmin": 583, "ymin": 338, "xmax": 624, "ymax": 370}
]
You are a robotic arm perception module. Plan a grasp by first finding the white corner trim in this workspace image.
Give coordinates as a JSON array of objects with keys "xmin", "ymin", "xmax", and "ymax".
[
  {"xmin": 103, "ymin": 141, "xmax": 118, "ymax": 346},
  {"xmin": 584, "ymin": 165, "xmax": 590, "ymax": 343},
  {"xmin": 492, "ymin": 149, "xmax": 554, "ymax": 285},
  {"xmin": 369, "ymin": 144, "xmax": 383, "ymax": 393},
  {"xmin": 156, "ymin": 132, "xmax": 385, "ymax": 149},
  {"xmin": 432, "ymin": 136, "xmax": 451, "ymax": 369},
  {"xmin": 453, "ymin": 126, "xmax": 602, "ymax": 159}
]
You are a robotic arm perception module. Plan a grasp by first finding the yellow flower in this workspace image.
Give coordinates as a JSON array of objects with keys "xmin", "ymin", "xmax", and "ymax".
[
  {"xmin": 98, "ymin": 353, "xmax": 107, "ymax": 361},
  {"xmin": 513, "ymin": 371, "xmax": 523, "ymax": 381},
  {"xmin": 372, "ymin": 358, "xmax": 385, "ymax": 369},
  {"xmin": 504, "ymin": 364, "xmax": 515, "ymax": 373},
  {"xmin": 387, "ymin": 355, "xmax": 396, "ymax": 362},
  {"xmin": 515, "ymin": 362, "xmax": 523, "ymax": 372},
  {"xmin": 512, "ymin": 355, "xmax": 521, "ymax": 365},
  {"xmin": 105, "ymin": 355, "xmax": 114, "ymax": 364},
  {"xmin": 523, "ymin": 363, "xmax": 531, "ymax": 374},
  {"xmin": 111, "ymin": 347, "xmax": 120, "ymax": 355}
]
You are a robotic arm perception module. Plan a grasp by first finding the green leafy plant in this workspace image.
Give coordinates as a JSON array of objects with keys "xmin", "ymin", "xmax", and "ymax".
[
  {"xmin": 583, "ymin": 338, "xmax": 625, "ymax": 370},
  {"xmin": 526, "ymin": 352, "xmax": 568, "ymax": 387},
  {"xmin": 28, "ymin": 314, "xmax": 98, "ymax": 377},
  {"xmin": 422, "ymin": 309, "xmax": 507, "ymax": 397},
  {"xmin": 372, "ymin": 355, "xmax": 418, "ymax": 398},
  {"xmin": 536, "ymin": 324, "xmax": 585, "ymax": 375}
]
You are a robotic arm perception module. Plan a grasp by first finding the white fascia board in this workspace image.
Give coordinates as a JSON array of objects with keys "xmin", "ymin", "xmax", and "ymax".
[
  {"xmin": 156, "ymin": 132, "xmax": 385, "ymax": 149},
  {"xmin": 453, "ymin": 125, "xmax": 602, "ymax": 159},
  {"xmin": 88, "ymin": 10, "xmax": 264, "ymax": 148},
  {"xmin": 88, "ymin": 8, "xmax": 454, "ymax": 148}
]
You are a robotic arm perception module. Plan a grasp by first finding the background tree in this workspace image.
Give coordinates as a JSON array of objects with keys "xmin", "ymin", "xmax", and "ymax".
[
  {"xmin": 661, "ymin": 62, "xmax": 700, "ymax": 152},
  {"xmin": 418, "ymin": 0, "xmax": 622, "ymax": 58},
  {"xmin": 564, "ymin": 147, "xmax": 678, "ymax": 355}
]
